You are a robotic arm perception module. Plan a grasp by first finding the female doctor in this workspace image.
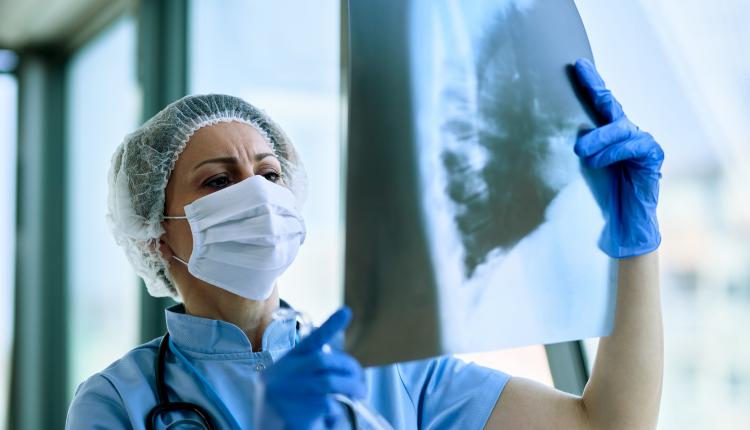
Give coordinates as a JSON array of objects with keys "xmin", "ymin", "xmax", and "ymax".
[{"xmin": 66, "ymin": 59, "xmax": 664, "ymax": 429}]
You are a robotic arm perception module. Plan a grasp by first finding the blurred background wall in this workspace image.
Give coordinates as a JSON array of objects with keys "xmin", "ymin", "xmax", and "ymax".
[{"xmin": 0, "ymin": 0, "xmax": 748, "ymax": 428}]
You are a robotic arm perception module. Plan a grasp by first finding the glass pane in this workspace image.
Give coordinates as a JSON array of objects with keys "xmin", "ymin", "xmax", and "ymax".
[
  {"xmin": 190, "ymin": 0, "xmax": 341, "ymax": 324},
  {"xmin": 65, "ymin": 16, "xmax": 141, "ymax": 398},
  {"xmin": 457, "ymin": 346, "xmax": 553, "ymax": 386},
  {"xmin": 0, "ymin": 72, "xmax": 18, "ymax": 430},
  {"xmin": 576, "ymin": 1, "xmax": 750, "ymax": 428}
]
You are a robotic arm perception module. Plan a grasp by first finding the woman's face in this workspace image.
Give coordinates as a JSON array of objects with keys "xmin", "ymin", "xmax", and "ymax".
[{"xmin": 159, "ymin": 121, "xmax": 284, "ymax": 291}]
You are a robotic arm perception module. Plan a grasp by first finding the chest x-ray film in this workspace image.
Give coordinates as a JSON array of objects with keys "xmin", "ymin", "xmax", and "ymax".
[{"xmin": 343, "ymin": 0, "xmax": 613, "ymax": 366}]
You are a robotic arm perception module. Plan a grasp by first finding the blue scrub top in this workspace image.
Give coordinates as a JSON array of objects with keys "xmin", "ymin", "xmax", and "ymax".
[{"xmin": 66, "ymin": 304, "xmax": 510, "ymax": 429}]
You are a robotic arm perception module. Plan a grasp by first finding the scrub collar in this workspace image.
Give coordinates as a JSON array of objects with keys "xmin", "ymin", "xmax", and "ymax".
[{"xmin": 164, "ymin": 302, "xmax": 298, "ymax": 355}]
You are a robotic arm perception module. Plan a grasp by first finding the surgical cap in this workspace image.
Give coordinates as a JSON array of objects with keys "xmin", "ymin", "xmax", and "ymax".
[{"xmin": 107, "ymin": 94, "xmax": 307, "ymax": 299}]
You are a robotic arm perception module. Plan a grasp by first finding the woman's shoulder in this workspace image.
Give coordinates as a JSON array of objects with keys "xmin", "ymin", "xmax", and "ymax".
[
  {"xmin": 366, "ymin": 355, "xmax": 510, "ymax": 393},
  {"xmin": 361, "ymin": 356, "xmax": 510, "ymax": 429},
  {"xmin": 71, "ymin": 337, "xmax": 162, "ymax": 402},
  {"xmin": 98, "ymin": 336, "xmax": 162, "ymax": 381},
  {"xmin": 374, "ymin": 355, "xmax": 511, "ymax": 407},
  {"xmin": 66, "ymin": 337, "xmax": 163, "ymax": 428}
]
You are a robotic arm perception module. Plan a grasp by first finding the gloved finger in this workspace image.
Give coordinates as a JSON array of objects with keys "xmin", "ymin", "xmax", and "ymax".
[
  {"xmin": 281, "ymin": 394, "xmax": 332, "ymax": 419},
  {"xmin": 574, "ymin": 118, "xmax": 639, "ymax": 157},
  {"xmin": 324, "ymin": 398, "xmax": 347, "ymax": 428},
  {"xmin": 308, "ymin": 352, "xmax": 364, "ymax": 380},
  {"xmin": 296, "ymin": 307, "xmax": 352, "ymax": 354},
  {"xmin": 300, "ymin": 373, "xmax": 367, "ymax": 399},
  {"xmin": 327, "ymin": 330, "xmax": 345, "ymax": 351},
  {"xmin": 573, "ymin": 58, "xmax": 625, "ymax": 124},
  {"xmin": 266, "ymin": 351, "xmax": 362, "ymax": 385},
  {"xmin": 582, "ymin": 134, "xmax": 663, "ymax": 169}
]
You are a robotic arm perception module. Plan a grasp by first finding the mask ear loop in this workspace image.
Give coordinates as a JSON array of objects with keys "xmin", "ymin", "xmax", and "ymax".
[
  {"xmin": 161, "ymin": 215, "xmax": 190, "ymax": 265},
  {"xmin": 172, "ymin": 255, "xmax": 189, "ymax": 266}
]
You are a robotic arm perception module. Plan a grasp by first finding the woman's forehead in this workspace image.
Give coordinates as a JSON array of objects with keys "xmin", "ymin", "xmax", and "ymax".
[{"xmin": 179, "ymin": 121, "xmax": 274, "ymax": 164}]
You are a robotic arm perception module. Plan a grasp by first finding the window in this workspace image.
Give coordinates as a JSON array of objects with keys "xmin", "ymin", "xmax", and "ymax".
[
  {"xmin": 0, "ymin": 69, "xmax": 17, "ymax": 430},
  {"xmin": 576, "ymin": 0, "xmax": 750, "ymax": 427},
  {"xmin": 458, "ymin": 346, "xmax": 553, "ymax": 385},
  {"xmin": 65, "ymin": 16, "xmax": 141, "ymax": 397}
]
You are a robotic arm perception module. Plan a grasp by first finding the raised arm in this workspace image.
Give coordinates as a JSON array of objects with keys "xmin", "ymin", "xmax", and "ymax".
[
  {"xmin": 583, "ymin": 251, "xmax": 662, "ymax": 428},
  {"xmin": 486, "ymin": 59, "xmax": 664, "ymax": 430}
]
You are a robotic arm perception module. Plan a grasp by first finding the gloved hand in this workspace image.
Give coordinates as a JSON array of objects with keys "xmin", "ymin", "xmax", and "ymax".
[
  {"xmin": 573, "ymin": 58, "xmax": 664, "ymax": 258},
  {"xmin": 259, "ymin": 307, "xmax": 366, "ymax": 429}
]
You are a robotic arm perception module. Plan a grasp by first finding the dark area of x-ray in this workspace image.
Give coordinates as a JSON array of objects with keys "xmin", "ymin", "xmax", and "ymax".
[
  {"xmin": 440, "ymin": 4, "xmax": 593, "ymax": 279},
  {"xmin": 345, "ymin": 0, "xmax": 597, "ymax": 366}
]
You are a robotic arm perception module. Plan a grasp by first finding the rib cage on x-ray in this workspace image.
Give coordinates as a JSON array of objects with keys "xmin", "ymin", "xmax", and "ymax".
[
  {"xmin": 436, "ymin": 2, "xmax": 580, "ymax": 283},
  {"xmin": 345, "ymin": 0, "xmax": 613, "ymax": 367}
]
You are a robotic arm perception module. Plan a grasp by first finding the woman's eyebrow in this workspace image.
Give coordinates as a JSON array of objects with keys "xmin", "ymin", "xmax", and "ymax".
[
  {"xmin": 193, "ymin": 156, "xmax": 238, "ymax": 171},
  {"xmin": 193, "ymin": 153, "xmax": 277, "ymax": 171},
  {"xmin": 254, "ymin": 152, "xmax": 277, "ymax": 162}
]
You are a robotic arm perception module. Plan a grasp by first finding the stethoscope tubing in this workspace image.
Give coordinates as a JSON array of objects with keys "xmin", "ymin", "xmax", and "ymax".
[{"xmin": 146, "ymin": 333, "xmax": 215, "ymax": 430}]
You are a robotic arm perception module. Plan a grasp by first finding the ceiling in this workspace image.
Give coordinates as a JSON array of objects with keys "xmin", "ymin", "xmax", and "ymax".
[{"xmin": 0, "ymin": 0, "xmax": 132, "ymax": 50}]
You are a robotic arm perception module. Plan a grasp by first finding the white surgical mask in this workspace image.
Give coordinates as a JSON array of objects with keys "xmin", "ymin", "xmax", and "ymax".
[{"xmin": 164, "ymin": 175, "xmax": 306, "ymax": 300}]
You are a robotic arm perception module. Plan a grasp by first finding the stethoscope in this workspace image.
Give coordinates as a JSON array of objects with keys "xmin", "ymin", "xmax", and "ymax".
[
  {"xmin": 146, "ymin": 332, "xmax": 216, "ymax": 429},
  {"xmin": 144, "ymin": 313, "xmax": 363, "ymax": 429}
]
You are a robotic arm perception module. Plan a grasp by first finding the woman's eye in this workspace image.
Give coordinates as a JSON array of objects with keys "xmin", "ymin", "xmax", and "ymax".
[
  {"xmin": 262, "ymin": 171, "xmax": 282, "ymax": 183},
  {"xmin": 204, "ymin": 174, "xmax": 233, "ymax": 189}
]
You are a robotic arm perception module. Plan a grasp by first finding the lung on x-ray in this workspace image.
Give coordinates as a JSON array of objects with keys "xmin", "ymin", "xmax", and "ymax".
[{"xmin": 343, "ymin": 0, "xmax": 613, "ymax": 367}]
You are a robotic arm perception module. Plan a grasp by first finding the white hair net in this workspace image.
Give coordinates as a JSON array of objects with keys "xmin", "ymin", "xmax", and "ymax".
[{"xmin": 107, "ymin": 94, "xmax": 307, "ymax": 299}]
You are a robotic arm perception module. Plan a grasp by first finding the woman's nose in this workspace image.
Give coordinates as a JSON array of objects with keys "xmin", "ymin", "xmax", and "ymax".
[{"xmin": 237, "ymin": 165, "xmax": 257, "ymax": 182}]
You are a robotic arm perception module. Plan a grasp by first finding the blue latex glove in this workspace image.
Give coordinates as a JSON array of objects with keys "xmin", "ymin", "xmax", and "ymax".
[
  {"xmin": 573, "ymin": 58, "xmax": 664, "ymax": 258},
  {"xmin": 260, "ymin": 307, "xmax": 366, "ymax": 429}
]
